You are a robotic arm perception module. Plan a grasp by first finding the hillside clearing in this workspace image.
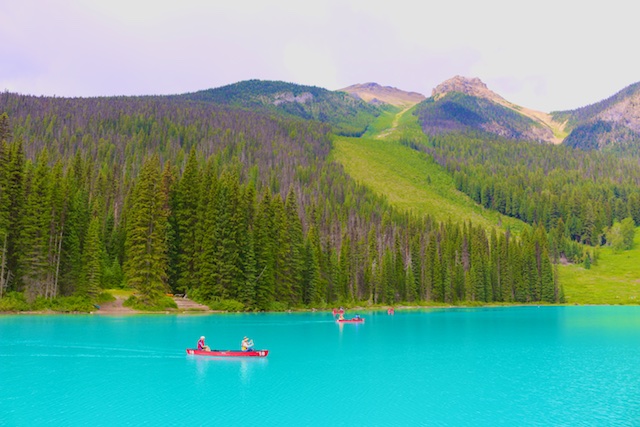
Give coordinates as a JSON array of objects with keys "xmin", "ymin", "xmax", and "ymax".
[
  {"xmin": 333, "ymin": 135, "xmax": 525, "ymax": 232},
  {"xmin": 559, "ymin": 230, "xmax": 640, "ymax": 304}
]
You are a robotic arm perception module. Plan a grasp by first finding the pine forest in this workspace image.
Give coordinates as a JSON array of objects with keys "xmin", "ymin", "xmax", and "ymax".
[{"xmin": 7, "ymin": 87, "xmax": 633, "ymax": 312}]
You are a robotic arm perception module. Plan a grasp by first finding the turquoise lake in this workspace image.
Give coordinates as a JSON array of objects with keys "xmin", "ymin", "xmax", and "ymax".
[{"xmin": 1, "ymin": 306, "xmax": 640, "ymax": 426}]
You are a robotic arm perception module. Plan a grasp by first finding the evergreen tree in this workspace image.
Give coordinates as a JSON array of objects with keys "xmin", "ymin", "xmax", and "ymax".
[
  {"xmin": 0, "ymin": 113, "xmax": 11, "ymax": 143},
  {"xmin": 123, "ymin": 156, "xmax": 169, "ymax": 305},
  {"xmin": 405, "ymin": 257, "xmax": 417, "ymax": 303},
  {"xmin": 427, "ymin": 236, "xmax": 442, "ymax": 302},
  {"xmin": 195, "ymin": 162, "xmax": 218, "ymax": 299},
  {"xmin": 60, "ymin": 187, "xmax": 89, "ymax": 295},
  {"xmin": 211, "ymin": 171, "xmax": 242, "ymax": 300},
  {"xmin": 237, "ymin": 184, "xmax": 257, "ymax": 309},
  {"xmin": 82, "ymin": 215, "xmax": 103, "ymax": 298},
  {"xmin": 366, "ymin": 225, "xmax": 379, "ymax": 302},
  {"xmin": 0, "ymin": 141, "xmax": 9, "ymax": 297},
  {"xmin": 301, "ymin": 234, "xmax": 320, "ymax": 306},
  {"xmin": 308, "ymin": 220, "xmax": 326, "ymax": 304},
  {"xmin": 5, "ymin": 139, "xmax": 25, "ymax": 292},
  {"xmin": 337, "ymin": 232, "xmax": 352, "ymax": 302},
  {"xmin": 162, "ymin": 161, "xmax": 179, "ymax": 293},
  {"xmin": 381, "ymin": 247, "xmax": 394, "ymax": 303},
  {"xmin": 282, "ymin": 188, "xmax": 304, "ymax": 305},
  {"xmin": 253, "ymin": 190, "xmax": 276, "ymax": 310},
  {"xmin": 540, "ymin": 248, "xmax": 555, "ymax": 302},
  {"xmin": 175, "ymin": 150, "xmax": 201, "ymax": 293},
  {"xmin": 20, "ymin": 149, "xmax": 53, "ymax": 299}
]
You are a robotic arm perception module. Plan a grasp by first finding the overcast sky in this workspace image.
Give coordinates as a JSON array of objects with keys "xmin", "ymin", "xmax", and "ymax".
[{"xmin": 2, "ymin": 0, "xmax": 638, "ymax": 112}]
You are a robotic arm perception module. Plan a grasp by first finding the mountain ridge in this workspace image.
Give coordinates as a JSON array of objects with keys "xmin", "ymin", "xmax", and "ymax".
[
  {"xmin": 553, "ymin": 82, "xmax": 640, "ymax": 153},
  {"xmin": 178, "ymin": 79, "xmax": 383, "ymax": 136},
  {"xmin": 427, "ymin": 76, "xmax": 566, "ymax": 144},
  {"xmin": 339, "ymin": 82, "xmax": 426, "ymax": 108}
]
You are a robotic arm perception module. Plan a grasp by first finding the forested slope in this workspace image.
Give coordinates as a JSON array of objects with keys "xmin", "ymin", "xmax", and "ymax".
[
  {"xmin": 0, "ymin": 92, "xmax": 562, "ymax": 311},
  {"xmin": 336, "ymin": 104, "xmax": 640, "ymax": 304},
  {"xmin": 404, "ymin": 105, "xmax": 640, "ymax": 263},
  {"xmin": 553, "ymin": 81, "xmax": 640, "ymax": 154},
  {"xmin": 178, "ymin": 80, "xmax": 384, "ymax": 137}
]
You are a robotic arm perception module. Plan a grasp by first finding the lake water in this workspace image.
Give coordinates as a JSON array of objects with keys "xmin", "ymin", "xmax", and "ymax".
[{"xmin": 1, "ymin": 306, "xmax": 640, "ymax": 426}]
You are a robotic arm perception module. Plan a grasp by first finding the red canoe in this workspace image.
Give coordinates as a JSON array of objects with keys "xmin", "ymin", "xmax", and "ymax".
[
  {"xmin": 337, "ymin": 318, "xmax": 364, "ymax": 323},
  {"xmin": 186, "ymin": 349, "xmax": 269, "ymax": 357}
]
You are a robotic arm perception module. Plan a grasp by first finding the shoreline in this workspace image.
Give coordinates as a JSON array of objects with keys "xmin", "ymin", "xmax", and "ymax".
[{"xmin": 2, "ymin": 301, "xmax": 637, "ymax": 316}]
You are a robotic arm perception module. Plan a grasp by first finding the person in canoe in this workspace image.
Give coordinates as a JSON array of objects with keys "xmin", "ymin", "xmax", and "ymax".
[
  {"xmin": 241, "ymin": 336, "xmax": 254, "ymax": 352},
  {"xmin": 197, "ymin": 336, "xmax": 210, "ymax": 351},
  {"xmin": 354, "ymin": 314, "xmax": 360, "ymax": 320},
  {"xmin": 338, "ymin": 313, "xmax": 345, "ymax": 320}
]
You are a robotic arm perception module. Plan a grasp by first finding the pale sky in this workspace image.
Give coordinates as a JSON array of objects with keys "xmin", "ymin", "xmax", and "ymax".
[{"xmin": 2, "ymin": 0, "xmax": 638, "ymax": 112}]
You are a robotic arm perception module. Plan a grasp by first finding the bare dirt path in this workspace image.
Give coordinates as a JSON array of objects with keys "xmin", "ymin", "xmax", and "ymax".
[
  {"xmin": 94, "ymin": 295, "xmax": 211, "ymax": 314},
  {"xmin": 375, "ymin": 106, "xmax": 413, "ymax": 140}
]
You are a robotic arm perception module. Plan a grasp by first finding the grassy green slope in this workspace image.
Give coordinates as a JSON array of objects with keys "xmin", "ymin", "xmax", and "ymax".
[
  {"xmin": 334, "ymin": 105, "xmax": 639, "ymax": 305},
  {"xmin": 333, "ymin": 108, "xmax": 527, "ymax": 233},
  {"xmin": 559, "ymin": 229, "xmax": 640, "ymax": 304}
]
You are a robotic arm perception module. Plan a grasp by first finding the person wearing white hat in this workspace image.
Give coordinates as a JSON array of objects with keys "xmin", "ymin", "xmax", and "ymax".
[
  {"xmin": 197, "ymin": 336, "xmax": 210, "ymax": 351},
  {"xmin": 241, "ymin": 336, "xmax": 254, "ymax": 352}
]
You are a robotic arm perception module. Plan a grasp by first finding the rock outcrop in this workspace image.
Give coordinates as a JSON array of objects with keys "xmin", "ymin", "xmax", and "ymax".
[
  {"xmin": 432, "ymin": 76, "xmax": 505, "ymax": 104},
  {"xmin": 339, "ymin": 82, "xmax": 425, "ymax": 108}
]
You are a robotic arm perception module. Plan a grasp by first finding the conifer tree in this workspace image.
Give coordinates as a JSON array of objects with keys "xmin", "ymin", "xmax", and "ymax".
[
  {"xmin": 489, "ymin": 229, "xmax": 499, "ymax": 301},
  {"xmin": 271, "ymin": 193, "xmax": 290, "ymax": 304},
  {"xmin": 254, "ymin": 190, "xmax": 276, "ymax": 310},
  {"xmin": 46, "ymin": 162, "xmax": 67, "ymax": 299},
  {"xmin": 195, "ymin": 162, "xmax": 218, "ymax": 298},
  {"xmin": 175, "ymin": 150, "xmax": 201, "ymax": 293},
  {"xmin": 123, "ymin": 156, "xmax": 169, "ymax": 305},
  {"xmin": 381, "ymin": 247, "xmax": 394, "ymax": 303},
  {"xmin": 498, "ymin": 232, "xmax": 512, "ymax": 302},
  {"xmin": 337, "ymin": 232, "xmax": 352, "ymax": 302},
  {"xmin": 405, "ymin": 257, "xmax": 417, "ymax": 303},
  {"xmin": 5, "ymin": 139, "xmax": 25, "ymax": 292},
  {"xmin": 282, "ymin": 188, "xmax": 304, "ymax": 305},
  {"xmin": 0, "ymin": 141, "xmax": 9, "ymax": 297},
  {"xmin": 210, "ymin": 171, "xmax": 242, "ymax": 300},
  {"xmin": 539, "ymin": 247, "xmax": 555, "ymax": 302},
  {"xmin": 410, "ymin": 233, "xmax": 422, "ymax": 301},
  {"xmin": 20, "ymin": 149, "xmax": 52, "ymax": 299},
  {"xmin": 0, "ymin": 113, "xmax": 11, "ymax": 143},
  {"xmin": 366, "ymin": 225, "xmax": 379, "ymax": 302},
  {"xmin": 394, "ymin": 233, "xmax": 405, "ymax": 301},
  {"xmin": 426, "ymin": 236, "xmax": 440, "ymax": 301},
  {"xmin": 60, "ymin": 187, "xmax": 89, "ymax": 295},
  {"xmin": 301, "ymin": 234, "xmax": 320, "ymax": 306},
  {"xmin": 237, "ymin": 184, "xmax": 257, "ymax": 309},
  {"xmin": 162, "ymin": 161, "xmax": 179, "ymax": 292},
  {"xmin": 82, "ymin": 215, "xmax": 103, "ymax": 298},
  {"xmin": 307, "ymin": 220, "xmax": 326, "ymax": 304}
]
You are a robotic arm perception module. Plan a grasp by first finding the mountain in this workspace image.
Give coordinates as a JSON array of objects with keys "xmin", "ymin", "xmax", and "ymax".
[
  {"xmin": 339, "ymin": 82, "xmax": 425, "ymax": 108},
  {"xmin": 179, "ymin": 79, "xmax": 383, "ymax": 136},
  {"xmin": 415, "ymin": 76, "xmax": 566, "ymax": 144},
  {"xmin": 552, "ymin": 82, "xmax": 640, "ymax": 153}
]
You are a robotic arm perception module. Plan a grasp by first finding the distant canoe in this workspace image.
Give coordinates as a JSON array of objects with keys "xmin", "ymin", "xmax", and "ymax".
[
  {"xmin": 186, "ymin": 349, "xmax": 269, "ymax": 357},
  {"xmin": 336, "ymin": 318, "xmax": 364, "ymax": 323}
]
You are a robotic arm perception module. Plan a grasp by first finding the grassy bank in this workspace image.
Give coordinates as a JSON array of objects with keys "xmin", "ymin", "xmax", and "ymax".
[{"xmin": 559, "ymin": 229, "xmax": 640, "ymax": 304}]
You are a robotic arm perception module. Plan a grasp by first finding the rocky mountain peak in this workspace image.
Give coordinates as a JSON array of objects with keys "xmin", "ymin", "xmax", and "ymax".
[{"xmin": 432, "ymin": 76, "xmax": 504, "ymax": 103}]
